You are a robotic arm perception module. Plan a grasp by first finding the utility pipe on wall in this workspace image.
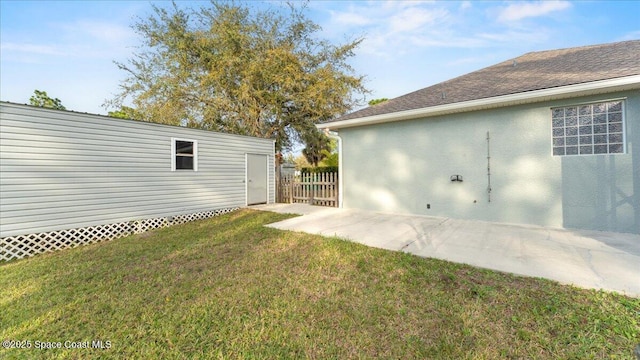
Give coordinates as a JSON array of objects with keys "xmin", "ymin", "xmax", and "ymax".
[
  {"xmin": 487, "ymin": 131, "xmax": 492, "ymax": 203},
  {"xmin": 323, "ymin": 129, "xmax": 343, "ymax": 208}
]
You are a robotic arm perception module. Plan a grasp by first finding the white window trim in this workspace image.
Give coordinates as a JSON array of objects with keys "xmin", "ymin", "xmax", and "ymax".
[
  {"xmin": 550, "ymin": 98, "xmax": 626, "ymax": 157},
  {"xmin": 171, "ymin": 138, "xmax": 198, "ymax": 171}
]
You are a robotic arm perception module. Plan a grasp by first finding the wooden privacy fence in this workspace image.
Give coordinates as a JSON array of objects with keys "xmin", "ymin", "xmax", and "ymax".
[{"xmin": 277, "ymin": 172, "xmax": 338, "ymax": 207}]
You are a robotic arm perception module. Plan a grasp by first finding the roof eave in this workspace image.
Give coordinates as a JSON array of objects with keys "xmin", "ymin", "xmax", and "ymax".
[{"xmin": 317, "ymin": 75, "xmax": 640, "ymax": 130}]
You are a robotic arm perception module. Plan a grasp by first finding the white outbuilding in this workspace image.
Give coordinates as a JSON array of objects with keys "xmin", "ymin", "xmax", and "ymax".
[{"xmin": 0, "ymin": 102, "xmax": 275, "ymax": 260}]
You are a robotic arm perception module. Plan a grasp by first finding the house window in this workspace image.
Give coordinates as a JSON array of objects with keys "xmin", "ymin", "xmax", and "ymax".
[
  {"xmin": 171, "ymin": 138, "xmax": 198, "ymax": 171},
  {"xmin": 552, "ymin": 100, "xmax": 625, "ymax": 156}
]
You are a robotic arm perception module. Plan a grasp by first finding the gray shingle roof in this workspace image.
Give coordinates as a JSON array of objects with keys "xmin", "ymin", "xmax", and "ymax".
[{"xmin": 330, "ymin": 40, "xmax": 640, "ymax": 123}]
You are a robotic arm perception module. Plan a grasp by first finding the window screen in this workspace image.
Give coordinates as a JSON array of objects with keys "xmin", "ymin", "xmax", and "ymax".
[{"xmin": 172, "ymin": 139, "xmax": 197, "ymax": 171}]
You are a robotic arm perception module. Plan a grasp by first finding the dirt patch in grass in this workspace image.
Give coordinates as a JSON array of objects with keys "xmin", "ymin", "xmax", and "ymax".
[{"xmin": 1, "ymin": 209, "xmax": 639, "ymax": 359}]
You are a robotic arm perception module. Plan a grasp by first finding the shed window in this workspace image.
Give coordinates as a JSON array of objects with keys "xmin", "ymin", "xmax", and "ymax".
[
  {"xmin": 172, "ymin": 138, "xmax": 198, "ymax": 171},
  {"xmin": 552, "ymin": 100, "xmax": 625, "ymax": 156}
]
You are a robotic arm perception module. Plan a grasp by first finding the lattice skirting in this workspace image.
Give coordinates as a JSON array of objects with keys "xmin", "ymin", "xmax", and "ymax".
[{"xmin": 0, "ymin": 208, "xmax": 238, "ymax": 262}]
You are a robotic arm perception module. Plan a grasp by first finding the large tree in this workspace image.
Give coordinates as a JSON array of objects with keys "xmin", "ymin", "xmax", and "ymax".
[
  {"xmin": 301, "ymin": 129, "xmax": 331, "ymax": 167},
  {"xmin": 107, "ymin": 1, "xmax": 367, "ymax": 158},
  {"xmin": 29, "ymin": 90, "xmax": 66, "ymax": 110},
  {"xmin": 108, "ymin": 106, "xmax": 144, "ymax": 120}
]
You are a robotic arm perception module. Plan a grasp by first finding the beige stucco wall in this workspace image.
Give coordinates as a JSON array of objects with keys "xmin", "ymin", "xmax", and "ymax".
[{"xmin": 339, "ymin": 90, "xmax": 640, "ymax": 234}]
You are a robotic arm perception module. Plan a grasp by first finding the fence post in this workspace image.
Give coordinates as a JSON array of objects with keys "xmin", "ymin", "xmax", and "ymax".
[
  {"xmin": 309, "ymin": 172, "xmax": 313, "ymax": 205},
  {"xmin": 308, "ymin": 172, "xmax": 313, "ymax": 205},
  {"xmin": 289, "ymin": 174, "xmax": 294, "ymax": 204},
  {"xmin": 276, "ymin": 173, "xmax": 281, "ymax": 203},
  {"xmin": 321, "ymin": 172, "xmax": 325, "ymax": 206},
  {"xmin": 334, "ymin": 172, "xmax": 339, "ymax": 207}
]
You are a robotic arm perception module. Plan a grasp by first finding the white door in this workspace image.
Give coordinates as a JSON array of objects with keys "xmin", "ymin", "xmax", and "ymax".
[{"xmin": 247, "ymin": 154, "xmax": 268, "ymax": 205}]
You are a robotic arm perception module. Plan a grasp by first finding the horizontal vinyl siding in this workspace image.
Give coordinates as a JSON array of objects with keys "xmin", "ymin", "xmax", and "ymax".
[{"xmin": 0, "ymin": 103, "xmax": 275, "ymax": 237}]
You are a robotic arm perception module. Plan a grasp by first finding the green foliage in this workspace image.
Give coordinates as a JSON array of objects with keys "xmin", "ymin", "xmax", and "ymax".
[
  {"xmin": 319, "ymin": 152, "xmax": 338, "ymax": 167},
  {"xmin": 368, "ymin": 98, "xmax": 388, "ymax": 106},
  {"xmin": 301, "ymin": 129, "xmax": 330, "ymax": 167},
  {"xmin": 108, "ymin": 1, "xmax": 368, "ymax": 154},
  {"xmin": 282, "ymin": 153, "xmax": 296, "ymax": 165},
  {"xmin": 290, "ymin": 153, "xmax": 311, "ymax": 170},
  {"xmin": 301, "ymin": 166, "xmax": 338, "ymax": 174},
  {"xmin": 29, "ymin": 89, "xmax": 66, "ymax": 110},
  {"xmin": 319, "ymin": 138, "xmax": 338, "ymax": 167},
  {"xmin": 107, "ymin": 106, "xmax": 144, "ymax": 120}
]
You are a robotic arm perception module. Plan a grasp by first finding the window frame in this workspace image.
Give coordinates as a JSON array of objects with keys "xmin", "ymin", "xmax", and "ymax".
[
  {"xmin": 171, "ymin": 138, "xmax": 198, "ymax": 171},
  {"xmin": 551, "ymin": 99, "xmax": 626, "ymax": 157}
]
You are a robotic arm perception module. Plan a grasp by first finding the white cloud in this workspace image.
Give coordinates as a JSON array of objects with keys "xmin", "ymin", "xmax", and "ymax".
[
  {"xmin": 320, "ymin": 0, "xmax": 558, "ymax": 60},
  {"xmin": 323, "ymin": 2, "xmax": 456, "ymax": 58},
  {"xmin": 497, "ymin": 1, "xmax": 571, "ymax": 22},
  {"xmin": 476, "ymin": 28, "xmax": 551, "ymax": 44},
  {"xmin": 409, "ymin": 34, "xmax": 486, "ymax": 48},
  {"xmin": 316, "ymin": 0, "xmax": 575, "ymax": 101},
  {"xmin": 71, "ymin": 21, "xmax": 135, "ymax": 44},
  {"xmin": 51, "ymin": 19, "xmax": 136, "ymax": 51},
  {"xmin": 1, "ymin": 17, "xmax": 136, "ymax": 64},
  {"xmin": 0, "ymin": 43, "xmax": 65, "ymax": 56},
  {"xmin": 617, "ymin": 30, "xmax": 640, "ymax": 41},
  {"xmin": 1, "ymin": 40, "xmax": 128, "ymax": 61},
  {"xmin": 388, "ymin": 7, "xmax": 448, "ymax": 33},
  {"xmin": 330, "ymin": 10, "xmax": 372, "ymax": 27},
  {"xmin": 319, "ymin": 0, "xmax": 573, "ymax": 59}
]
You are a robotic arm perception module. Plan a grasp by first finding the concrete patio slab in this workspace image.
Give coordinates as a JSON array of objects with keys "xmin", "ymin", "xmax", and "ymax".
[{"xmin": 250, "ymin": 204, "xmax": 640, "ymax": 297}]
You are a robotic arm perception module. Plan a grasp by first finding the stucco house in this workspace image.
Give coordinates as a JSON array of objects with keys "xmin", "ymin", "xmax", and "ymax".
[{"xmin": 318, "ymin": 40, "xmax": 640, "ymax": 234}]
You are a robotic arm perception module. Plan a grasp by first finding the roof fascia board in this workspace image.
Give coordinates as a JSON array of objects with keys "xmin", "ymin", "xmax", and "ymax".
[{"xmin": 318, "ymin": 75, "xmax": 640, "ymax": 130}]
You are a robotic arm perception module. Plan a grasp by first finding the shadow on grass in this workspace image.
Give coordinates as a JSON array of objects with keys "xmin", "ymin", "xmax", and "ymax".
[{"xmin": 1, "ymin": 209, "xmax": 639, "ymax": 359}]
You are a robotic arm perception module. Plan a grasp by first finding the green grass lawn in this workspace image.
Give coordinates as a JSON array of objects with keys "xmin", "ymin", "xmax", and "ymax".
[{"xmin": 1, "ymin": 209, "xmax": 639, "ymax": 359}]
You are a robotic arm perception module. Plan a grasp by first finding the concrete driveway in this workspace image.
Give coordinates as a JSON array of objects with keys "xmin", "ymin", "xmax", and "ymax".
[{"xmin": 251, "ymin": 203, "xmax": 640, "ymax": 297}]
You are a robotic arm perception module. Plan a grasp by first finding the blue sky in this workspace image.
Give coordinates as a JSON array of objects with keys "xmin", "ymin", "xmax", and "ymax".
[{"xmin": 1, "ymin": 0, "xmax": 639, "ymax": 115}]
